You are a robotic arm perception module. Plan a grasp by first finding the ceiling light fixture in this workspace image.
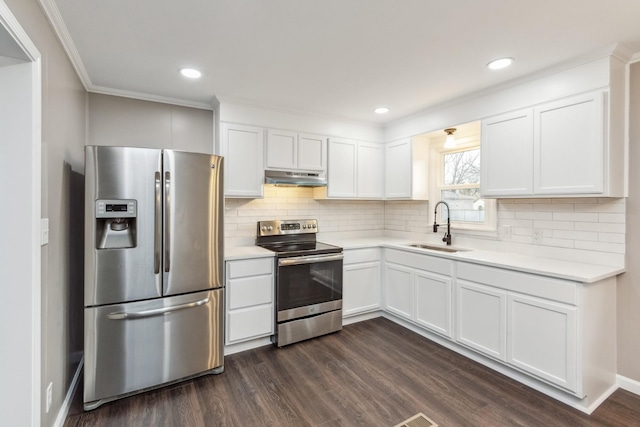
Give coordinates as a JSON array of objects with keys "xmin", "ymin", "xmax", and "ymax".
[
  {"xmin": 180, "ymin": 68, "xmax": 202, "ymax": 78},
  {"xmin": 487, "ymin": 57, "xmax": 514, "ymax": 70},
  {"xmin": 374, "ymin": 107, "xmax": 389, "ymax": 114},
  {"xmin": 444, "ymin": 128, "xmax": 457, "ymax": 148}
]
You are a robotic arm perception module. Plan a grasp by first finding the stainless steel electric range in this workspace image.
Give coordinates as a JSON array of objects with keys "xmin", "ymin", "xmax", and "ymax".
[{"xmin": 256, "ymin": 219, "xmax": 343, "ymax": 347}]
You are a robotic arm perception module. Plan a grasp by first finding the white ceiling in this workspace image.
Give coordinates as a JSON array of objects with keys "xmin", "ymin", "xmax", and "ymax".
[{"xmin": 49, "ymin": 0, "xmax": 640, "ymax": 124}]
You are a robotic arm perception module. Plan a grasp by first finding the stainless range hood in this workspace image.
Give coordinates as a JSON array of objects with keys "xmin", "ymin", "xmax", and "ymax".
[{"xmin": 264, "ymin": 170, "xmax": 327, "ymax": 187}]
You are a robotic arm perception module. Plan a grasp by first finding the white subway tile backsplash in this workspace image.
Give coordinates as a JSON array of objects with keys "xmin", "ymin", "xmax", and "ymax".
[
  {"xmin": 552, "ymin": 212, "xmax": 599, "ymax": 222},
  {"xmin": 532, "ymin": 220, "xmax": 575, "ymax": 230},
  {"xmin": 224, "ymin": 189, "xmax": 625, "ymax": 256},
  {"xmin": 552, "ymin": 230, "xmax": 598, "ymax": 241},
  {"xmin": 598, "ymin": 213, "xmax": 625, "ymax": 223}
]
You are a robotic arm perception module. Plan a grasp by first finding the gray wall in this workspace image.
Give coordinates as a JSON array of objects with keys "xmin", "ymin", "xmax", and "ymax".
[
  {"xmin": 618, "ymin": 63, "xmax": 640, "ymax": 382},
  {"xmin": 88, "ymin": 93, "xmax": 214, "ymax": 152},
  {"xmin": 4, "ymin": 0, "xmax": 87, "ymax": 426}
]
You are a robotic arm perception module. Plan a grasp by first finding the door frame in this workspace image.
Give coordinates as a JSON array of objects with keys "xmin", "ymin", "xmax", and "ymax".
[{"xmin": 0, "ymin": 1, "xmax": 42, "ymax": 426}]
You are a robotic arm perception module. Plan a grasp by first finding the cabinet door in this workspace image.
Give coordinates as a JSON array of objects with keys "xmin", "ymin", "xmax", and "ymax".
[
  {"xmin": 327, "ymin": 138, "xmax": 357, "ymax": 197},
  {"xmin": 384, "ymin": 263, "xmax": 414, "ymax": 320},
  {"xmin": 456, "ymin": 280, "xmax": 507, "ymax": 361},
  {"xmin": 385, "ymin": 139, "xmax": 412, "ymax": 198},
  {"xmin": 298, "ymin": 133, "xmax": 326, "ymax": 171},
  {"xmin": 226, "ymin": 305, "xmax": 273, "ymax": 343},
  {"xmin": 507, "ymin": 294, "xmax": 578, "ymax": 392},
  {"xmin": 534, "ymin": 91, "xmax": 604, "ymax": 194},
  {"xmin": 266, "ymin": 129, "xmax": 297, "ymax": 170},
  {"xmin": 415, "ymin": 270, "xmax": 452, "ymax": 338},
  {"xmin": 481, "ymin": 110, "xmax": 533, "ymax": 197},
  {"xmin": 357, "ymin": 142, "xmax": 384, "ymax": 199},
  {"xmin": 343, "ymin": 262, "xmax": 381, "ymax": 316},
  {"xmin": 221, "ymin": 123, "xmax": 264, "ymax": 198}
]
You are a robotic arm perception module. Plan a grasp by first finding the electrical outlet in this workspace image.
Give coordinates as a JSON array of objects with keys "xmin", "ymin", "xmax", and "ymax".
[
  {"xmin": 533, "ymin": 228, "xmax": 543, "ymax": 243},
  {"xmin": 46, "ymin": 382, "xmax": 52, "ymax": 413}
]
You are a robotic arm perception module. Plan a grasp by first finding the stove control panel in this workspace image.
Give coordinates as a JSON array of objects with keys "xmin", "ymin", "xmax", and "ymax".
[{"xmin": 258, "ymin": 219, "xmax": 318, "ymax": 236}]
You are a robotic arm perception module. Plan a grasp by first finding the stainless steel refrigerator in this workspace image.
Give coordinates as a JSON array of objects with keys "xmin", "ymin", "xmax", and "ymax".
[{"xmin": 83, "ymin": 146, "xmax": 224, "ymax": 410}]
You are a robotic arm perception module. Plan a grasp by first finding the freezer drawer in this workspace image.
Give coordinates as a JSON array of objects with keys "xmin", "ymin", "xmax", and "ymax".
[{"xmin": 84, "ymin": 289, "xmax": 223, "ymax": 407}]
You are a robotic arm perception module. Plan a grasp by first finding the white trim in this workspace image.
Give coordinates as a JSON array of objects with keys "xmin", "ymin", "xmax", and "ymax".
[
  {"xmin": 89, "ymin": 84, "xmax": 214, "ymax": 110},
  {"xmin": 53, "ymin": 357, "xmax": 84, "ymax": 427},
  {"xmin": 617, "ymin": 374, "xmax": 640, "ymax": 396},
  {"xmin": 0, "ymin": 3, "xmax": 42, "ymax": 426},
  {"xmin": 30, "ymin": 57, "xmax": 42, "ymax": 427},
  {"xmin": 37, "ymin": 0, "xmax": 216, "ymax": 110},
  {"xmin": 36, "ymin": 0, "xmax": 89, "ymax": 90},
  {"xmin": 0, "ymin": 1, "xmax": 39, "ymax": 60}
]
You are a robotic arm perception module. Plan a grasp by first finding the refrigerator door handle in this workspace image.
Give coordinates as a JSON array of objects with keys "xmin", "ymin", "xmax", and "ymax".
[
  {"xmin": 106, "ymin": 297, "xmax": 210, "ymax": 320},
  {"xmin": 164, "ymin": 171, "xmax": 171, "ymax": 273},
  {"xmin": 154, "ymin": 171, "xmax": 162, "ymax": 274}
]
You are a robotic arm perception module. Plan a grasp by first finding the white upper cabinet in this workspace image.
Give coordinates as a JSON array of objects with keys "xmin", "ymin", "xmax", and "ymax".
[
  {"xmin": 534, "ymin": 91, "xmax": 604, "ymax": 195},
  {"xmin": 266, "ymin": 129, "xmax": 297, "ymax": 170},
  {"xmin": 266, "ymin": 129, "xmax": 326, "ymax": 172},
  {"xmin": 326, "ymin": 138, "xmax": 358, "ymax": 197},
  {"xmin": 357, "ymin": 142, "xmax": 384, "ymax": 199},
  {"xmin": 384, "ymin": 137, "xmax": 429, "ymax": 200},
  {"xmin": 481, "ymin": 90, "xmax": 621, "ymax": 198},
  {"xmin": 322, "ymin": 138, "xmax": 383, "ymax": 199},
  {"xmin": 221, "ymin": 123, "xmax": 264, "ymax": 198},
  {"xmin": 298, "ymin": 133, "xmax": 326, "ymax": 171},
  {"xmin": 481, "ymin": 110, "xmax": 534, "ymax": 196}
]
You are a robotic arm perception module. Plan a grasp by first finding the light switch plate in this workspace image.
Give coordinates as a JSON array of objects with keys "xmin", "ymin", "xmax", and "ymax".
[{"xmin": 41, "ymin": 218, "xmax": 49, "ymax": 246}]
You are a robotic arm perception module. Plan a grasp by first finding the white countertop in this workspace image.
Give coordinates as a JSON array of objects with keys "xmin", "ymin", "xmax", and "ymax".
[
  {"xmin": 225, "ymin": 245, "xmax": 274, "ymax": 260},
  {"xmin": 225, "ymin": 234, "xmax": 624, "ymax": 283}
]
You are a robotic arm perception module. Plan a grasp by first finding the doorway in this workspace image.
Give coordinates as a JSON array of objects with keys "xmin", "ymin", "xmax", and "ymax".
[{"xmin": 0, "ymin": 2, "xmax": 42, "ymax": 426}]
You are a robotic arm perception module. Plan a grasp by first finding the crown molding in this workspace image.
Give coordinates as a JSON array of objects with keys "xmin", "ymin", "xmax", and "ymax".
[
  {"xmin": 89, "ymin": 85, "xmax": 214, "ymax": 110},
  {"xmin": 384, "ymin": 44, "xmax": 633, "ymax": 130},
  {"xmin": 216, "ymin": 94, "xmax": 384, "ymax": 128},
  {"xmin": 0, "ymin": 0, "xmax": 40, "ymax": 60},
  {"xmin": 38, "ymin": 0, "xmax": 90, "ymax": 90}
]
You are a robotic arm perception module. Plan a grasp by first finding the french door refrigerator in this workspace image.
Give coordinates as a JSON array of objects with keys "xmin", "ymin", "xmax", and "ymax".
[{"xmin": 84, "ymin": 146, "xmax": 224, "ymax": 410}]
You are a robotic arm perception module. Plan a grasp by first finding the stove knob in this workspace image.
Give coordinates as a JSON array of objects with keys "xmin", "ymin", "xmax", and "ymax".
[
  {"xmin": 267, "ymin": 226, "xmax": 273, "ymax": 232},
  {"xmin": 261, "ymin": 226, "xmax": 267, "ymax": 232},
  {"xmin": 312, "ymin": 224, "xmax": 317, "ymax": 229},
  {"xmin": 303, "ymin": 224, "xmax": 307, "ymax": 229}
]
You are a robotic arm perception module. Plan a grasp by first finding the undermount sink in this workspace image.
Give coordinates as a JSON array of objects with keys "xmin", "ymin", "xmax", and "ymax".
[{"xmin": 406, "ymin": 243, "xmax": 468, "ymax": 253}]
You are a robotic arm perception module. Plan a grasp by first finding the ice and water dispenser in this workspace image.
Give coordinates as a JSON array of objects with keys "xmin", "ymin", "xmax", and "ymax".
[{"xmin": 95, "ymin": 199, "xmax": 137, "ymax": 249}]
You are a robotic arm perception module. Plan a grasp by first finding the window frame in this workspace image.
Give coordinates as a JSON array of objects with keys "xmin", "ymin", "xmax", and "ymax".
[{"xmin": 429, "ymin": 136, "xmax": 497, "ymax": 234}]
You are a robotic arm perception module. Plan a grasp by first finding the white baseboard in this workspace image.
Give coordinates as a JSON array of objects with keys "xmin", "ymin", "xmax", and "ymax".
[
  {"xmin": 617, "ymin": 374, "xmax": 640, "ymax": 396},
  {"xmin": 54, "ymin": 356, "xmax": 83, "ymax": 427}
]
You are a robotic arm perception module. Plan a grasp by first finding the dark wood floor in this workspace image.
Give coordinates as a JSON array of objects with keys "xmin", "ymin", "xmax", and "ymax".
[{"xmin": 65, "ymin": 317, "xmax": 640, "ymax": 426}]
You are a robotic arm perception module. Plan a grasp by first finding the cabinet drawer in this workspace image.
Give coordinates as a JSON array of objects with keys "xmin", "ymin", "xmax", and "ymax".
[
  {"xmin": 227, "ymin": 305, "xmax": 273, "ymax": 343},
  {"xmin": 344, "ymin": 248, "xmax": 380, "ymax": 264},
  {"xmin": 385, "ymin": 248, "xmax": 453, "ymax": 276},
  {"xmin": 227, "ymin": 258, "xmax": 273, "ymax": 279},
  {"xmin": 456, "ymin": 262, "xmax": 576, "ymax": 305},
  {"xmin": 228, "ymin": 275, "xmax": 273, "ymax": 309}
]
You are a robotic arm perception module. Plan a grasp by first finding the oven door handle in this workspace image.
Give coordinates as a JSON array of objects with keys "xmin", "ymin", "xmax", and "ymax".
[{"xmin": 278, "ymin": 253, "xmax": 344, "ymax": 266}]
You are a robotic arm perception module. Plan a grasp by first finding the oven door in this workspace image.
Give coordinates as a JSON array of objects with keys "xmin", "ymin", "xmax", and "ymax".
[{"xmin": 276, "ymin": 253, "xmax": 343, "ymax": 321}]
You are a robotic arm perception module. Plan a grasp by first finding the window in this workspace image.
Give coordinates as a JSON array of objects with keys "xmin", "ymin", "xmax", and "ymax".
[
  {"xmin": 430, "ymin": 125, "xmax": 496, "ymax": 232},
  {"xmin": 440, "ymin": 148, "xmax": 484, "ymax": 223}
]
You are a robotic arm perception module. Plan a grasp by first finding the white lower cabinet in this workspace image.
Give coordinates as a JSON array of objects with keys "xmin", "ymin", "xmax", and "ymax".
[
  {"xmin": 415, "ymin": 270, "xmax": 452, "ymax": 338},
  {"xmin": 343, "ymin": 248, "xmax": 381, "ymax": 316},
  {"xmin": 225, "ymin": 257, "xmax": 274, "ymax": 344},
  {"xmin": 507, "ymin": 293, "xmax": 577, "ymax": 391},
  {"xmin": 456, "ymin": 262, "xmax": 582, "ymax": 394},
  {"xmin": 383, "ymin": 249, "xmax": 454, "ymax": 337},
  {"xmin": 456, "ymin": 280, "xmax": 507, "ymax": 361},
  {"xmin": 383, "ymin": 263, "xmax": 414, "ymax": 320}
]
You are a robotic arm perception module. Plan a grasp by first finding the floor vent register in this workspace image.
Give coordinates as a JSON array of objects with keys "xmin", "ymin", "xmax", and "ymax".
[{"xmin": 393, "ymin": 412, "xmax": 439, "ymax": 427}]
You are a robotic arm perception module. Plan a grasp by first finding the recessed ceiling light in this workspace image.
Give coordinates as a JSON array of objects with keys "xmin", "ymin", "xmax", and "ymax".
[
  {"xmin": 180, "ymin": 68, "xmax": 202, "ymax": 78},
  {"xmin": 374, "ymin": 107, "xmax": 389, "ymax": 114},
  {"xmin": 487, "ymin": 57, "xmax": 514, "ymax": 70}
]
